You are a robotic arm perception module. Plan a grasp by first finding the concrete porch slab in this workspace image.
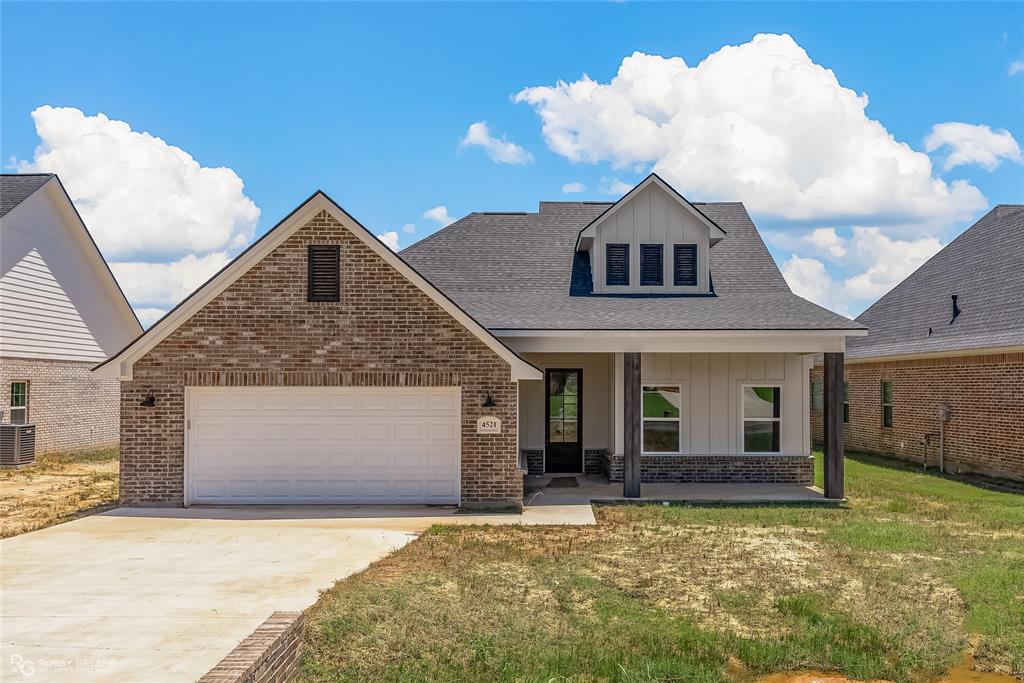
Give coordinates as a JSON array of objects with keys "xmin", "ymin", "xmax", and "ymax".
[{"xmin": 524, "ymin": 475, "xmax": 838, "ymax": 506}]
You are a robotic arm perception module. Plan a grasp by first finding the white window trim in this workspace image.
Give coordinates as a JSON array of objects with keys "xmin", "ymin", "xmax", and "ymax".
[
  {"xmin": 641, "ymin": 381, "xmax": 684, "ymax": 456},
  {"xmin": 9, "ymin": 380, "xmax": 29, "ymax": 423},
  {"xmin": 739, "ymin": 382, "xmax": 783, "ymax": 455}
]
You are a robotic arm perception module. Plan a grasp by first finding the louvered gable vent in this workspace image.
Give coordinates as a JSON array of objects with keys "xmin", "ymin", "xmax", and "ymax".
[
  {"xmin": 606, "ymin": 243, "xmax": 629, "ymax": 286},
  {"xmin": 307, "ymin": 245, "xmax": 340, "ymax": 302},
  {"xmin": 673, "ymin": 244, "xmax": 697, "ymax": 287},
  {"xmin": 640, "ymin": 244, "xmax": 663, "ymax": 286}
]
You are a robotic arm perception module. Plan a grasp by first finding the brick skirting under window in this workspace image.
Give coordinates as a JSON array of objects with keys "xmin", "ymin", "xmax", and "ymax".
[{"xmin": 601, "ymin": 452, "xmax": 814, "ymax": 484}]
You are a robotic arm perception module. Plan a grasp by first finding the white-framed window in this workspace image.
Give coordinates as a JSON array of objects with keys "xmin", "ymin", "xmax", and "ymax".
[
  {"xmin": 9, "ymin": 381, "xmax": 28, "ymax": 423},
  {"xmin": 741, "ymin": 384, "xmax": 781, "ymax": 453},
  {"xmin": 642, "ymin": 384, "xmax": 682, "ymax": 454},
  {"xmin": 881, "ymin": 381, "xmax": 893, "ymax": 428}
]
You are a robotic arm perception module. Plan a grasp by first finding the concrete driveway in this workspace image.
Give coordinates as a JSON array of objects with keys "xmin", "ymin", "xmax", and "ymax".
[{"xmin": 1, "ymin": 504, "xmax": 587, "ymax": 682}]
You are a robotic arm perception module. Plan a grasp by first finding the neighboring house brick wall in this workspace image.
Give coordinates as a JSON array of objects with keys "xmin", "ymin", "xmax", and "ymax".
[
  {"xmin": 0, "ymin": 356, "xmax": 119, "ymax": 454},
  {"xmin": 120, "ymin": 210, "xmax": 520, "ymax": 506},
  {"xmin": 811, "ymin": 352, "xmax": 1024, "ymax": 480}
]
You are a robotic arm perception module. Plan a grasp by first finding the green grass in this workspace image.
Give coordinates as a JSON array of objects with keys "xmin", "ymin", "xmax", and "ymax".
[{"xmin": 298, "ymin": 452, "xmax": 1024, "ymax": 682}]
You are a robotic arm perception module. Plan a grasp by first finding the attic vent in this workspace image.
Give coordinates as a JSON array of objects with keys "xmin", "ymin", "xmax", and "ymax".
[
  {"xmin": 950, "ymin": 294, "xmax": 960, "ymax": 324},
  {"xmin": 606, "ymin": 244, "xmax": 629, "ymax": 286},
  {"xmin": 307, "ymin": 245, "xmax": 340, "ymax": 302},
  {"xmin": 673, "ymin": 244, "xmax": 698, "ymax": 286},
  {"xmin": 640, "ymin": 244, "xmax": 663, "ymax": 286}
]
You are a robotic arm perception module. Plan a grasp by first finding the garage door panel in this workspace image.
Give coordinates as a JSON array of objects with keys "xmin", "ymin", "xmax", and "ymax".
[{"xmin": 188, "ymin": 387, "xmax": 461, "ymax": 504}]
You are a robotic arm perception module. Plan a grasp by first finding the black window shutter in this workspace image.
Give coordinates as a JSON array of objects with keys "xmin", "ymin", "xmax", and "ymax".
[
  {"xmin": 673, "ymin": 244, "xmax": 698, "ymax": 286},
  {"xmin": 307, "ymin": 245, "xmax": 340, "ymax": 302},
  {"xmin": 640, "ymin": 244, "xmax": 663, "ymax": 286},
  {"xmin": 606, "ymin": 244, "xmax": 630, "ymax": 286}
]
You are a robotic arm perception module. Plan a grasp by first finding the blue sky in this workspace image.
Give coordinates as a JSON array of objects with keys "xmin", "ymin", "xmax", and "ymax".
[{"xmin": 2, "ymin": 2, "xmax": 1022, "ymax": 323}]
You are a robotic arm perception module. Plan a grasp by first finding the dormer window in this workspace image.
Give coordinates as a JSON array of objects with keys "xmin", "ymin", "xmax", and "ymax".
[
  {"xmin": 673, "ymin": 244, "xmax": 698, "ymax": 287},
  {"xmin": 640, "ymin": 244, "xmax": 663, "ymax": 286},
  {"xmin": 606, "ymin": 244, "xmax": 629, "ymax": 286}
]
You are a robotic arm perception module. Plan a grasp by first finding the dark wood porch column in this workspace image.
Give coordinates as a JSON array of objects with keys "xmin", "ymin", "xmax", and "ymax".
[
  {"xmin": 623, "ymin": 352, "xmax": 641, "ymax": 498},
  {"xmin": 823, "ymin": 352, "xmax": 845, "ymax": 499}
]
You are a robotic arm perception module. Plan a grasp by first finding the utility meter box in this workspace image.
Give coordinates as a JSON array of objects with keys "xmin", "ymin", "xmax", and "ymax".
[{"xmin": 937, "ymin": 404, "xmax": 952, "ymax": 422}]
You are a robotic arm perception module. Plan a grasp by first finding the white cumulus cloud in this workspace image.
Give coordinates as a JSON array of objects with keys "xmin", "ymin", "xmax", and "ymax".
[
  {"xmin": 925, "ymin": 122, "xmax": 1023, "ymax": 171},
  {"xmin": 376, "ymin": 231, "xmax": 400, "ymax": 250},
  {"xmin": 600, "ymin": 177, "xmax": 634, "ymax": 195},
  {"xmin": 423, "ymin": 205, "xmax": 454, "ymax": 227},
  {"xmin": 841, "ymin": 227, "xmax": 943, "ymax": 300},
  {"xmin": 401, "ymin": 223, "xmax": 417, "ymax": 234},
  {"xmin": 562, "ymin": 182, "xmax": 586, "ymax": 194},
  {"xmin": 134, "ymin": 308, "xmax": 169, "ymax": 328},
  {"xmin": 110, "ymin": 252, "xmax": 231, "ymax": 309},
  {"xmin": 1009, "ymin": 60, "xmax": 1024, "ymax": 76},
  {"xmin": 15, "ymin": 105, "xmax": 260, "ymax": 260},
  {"xmin": 514, "ymin": 34, "xmax": 986, "ymax": 223},
  {"xmin": 460, "ymin": 121, "xmax": 533, "ymax": 165},
  {"xmin": 781, "ymin": 256, "xmax": 851, "ymax": 318}
]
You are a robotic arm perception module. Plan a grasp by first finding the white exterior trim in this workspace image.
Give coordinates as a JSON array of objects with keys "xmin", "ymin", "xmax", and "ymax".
[
  {"xmin": 94, "ymin": 192, "xmax": 541, "ymax": 382},
  {"xmin": 738, "ymin": 382, "xmax": 784, "ymax": 455},
  {"xmin": 499, "ymin": 330, "xmax": 858, "ymax": 354},
  {"xmin": 640, "ymin": 380, "xmax": 687, "ymax": 456}
]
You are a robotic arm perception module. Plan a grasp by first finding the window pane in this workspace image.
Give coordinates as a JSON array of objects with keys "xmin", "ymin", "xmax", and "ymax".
[
  {"xmin": 10, "ymin": 382, "xmax": 26, "ymax": 408},
  {"xmin": 643, "ymin": 421, "xmax": 679, "ymax": 452},
  {"xmin": 10, "ymin": 407, "xmax": 26, "ymax": 424},
  {"xmin": 548, "ymin": 394, "xmax": 563, "ymax": 418},
  {"xmin": 744, "ymin": 421, "xmax": 780, "ymax": 452},
  {"xmin": 549, "ymin": 418, "xmax": 564, "ymax": 442},
  {"xmin": 643, "ymin": 386, "xmax": 680, "ymax": 418},
  {"xmin": 883, "ymin": 405, "xmax": 893, "ymax": 428},
  {"xmin": 882, "ymin": 381, "xmax": 893, "ymax": 404},
  {"xmin": 562, "ymin": 419, "xmax": 578, "ymax": 442},
  {"xmin": 563, "ymin": 372, "xmax": 578, "ymax": 397},
  {"xmin": 843, "ymin": 381, "xmax": 850, "ymax": 402},
  {"xmin": 561, "ymin": 397, "xmax": 578, "ymax": 419},
  {"xmin": 843, "ymin": 403, "xmax": 850, "ymax": 424},
  {"xmin": 743, "ymin": 386, "xmax": 780, "ymax": 419}
]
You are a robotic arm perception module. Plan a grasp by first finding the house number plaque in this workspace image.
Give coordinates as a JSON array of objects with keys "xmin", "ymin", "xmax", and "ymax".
[{"xmin": 476, "ymin": 416, "xmax": 501, "ymax": 434}]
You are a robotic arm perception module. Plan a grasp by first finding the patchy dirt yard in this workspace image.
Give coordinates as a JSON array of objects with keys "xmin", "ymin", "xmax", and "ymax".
[
  {"xmin": 299, "ymin": 453, "xmax": 1024, "ymax": 683},
  {"xmin": 0, "ymin": 448, "xmax": 119, "ymax": 538}
]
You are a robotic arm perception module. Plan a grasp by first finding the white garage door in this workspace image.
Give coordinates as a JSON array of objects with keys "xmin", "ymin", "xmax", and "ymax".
[{"xmin": 186, "ymin": 387, "xmax": 461, "ymax": 505}]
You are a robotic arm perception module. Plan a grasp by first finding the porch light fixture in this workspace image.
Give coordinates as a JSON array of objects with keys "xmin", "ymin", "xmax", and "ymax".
[
  {"xmin": 139, "ymin": 390, "xmax": 156, "ymax": 407},
  {"xmin": 481, "ymin": 394, "xmax": 497, "ymax": 408}
]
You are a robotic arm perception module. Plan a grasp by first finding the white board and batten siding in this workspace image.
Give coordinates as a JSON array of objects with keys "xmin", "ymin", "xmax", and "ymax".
[
  {"xmin": 0, "ymin": 182, "xmax": 140, "ymax": 361},
  {"xmin": 640, "ymin": 352, "xmax": 812, "ymax": 456},
  {"xmin": 590, "ymin": 183, "xmax": 711, "ymax": 295},
  {"xmin": 186, "ymin": 386, "xmax": 462, "ymax": 505}
]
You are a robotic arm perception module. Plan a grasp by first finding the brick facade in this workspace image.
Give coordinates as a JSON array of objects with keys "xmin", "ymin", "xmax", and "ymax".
[
  {"xmin": 601, "ymin": 451, "xmax": 813, "ymax": 484},
  {"xmin": 0, "ymin": 356, "xmax": 119, "ymax": 455},
  {"xmin": 121, "ymin": 210, "xmax": 520, "ymax": 507},
  {"xmin": 811, "ymin": 352, "xmax": 1024, "ymax": 480}
]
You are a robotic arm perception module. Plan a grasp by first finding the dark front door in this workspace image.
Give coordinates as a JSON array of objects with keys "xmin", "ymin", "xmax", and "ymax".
[{"xmin": 545, "ymin": 369, "xmax": 583, "ymax": 473}]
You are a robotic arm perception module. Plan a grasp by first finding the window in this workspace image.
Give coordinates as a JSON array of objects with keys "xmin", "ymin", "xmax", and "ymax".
[
  {"xmin": 673, "ymin": 244, "xmax": 698, "ymax": 286},
  {"xmin": 642, "ymin": 385, "xmax": 682, "ymax": 453},
  {"xmin": 606, "ymin": 244, "xmax": 629, "ymax": 286},
  {"xmin": 882, "ymin": 381, "xmax": 893, "ymax": 428},
  {"xmin": 810, "ymin": 380, "xmax": 822, "ymax": 412},
  {"xmin": 9, "ymin": 381, "xmax": 28, "ymax": 423},
  {"xmin": 307, "ymin": 245, "xmax": 340, "ymax": 302},
  {"xmin": 639, "ymin": 244, "xmax": 663, "ymax": 286},
  {"xmin": 743, "ymin": 386, "xmax": 781, "ymax": 453},
  {"xmin": 843, "ymin": 381, "xmax": 850, "ymax": 423}
]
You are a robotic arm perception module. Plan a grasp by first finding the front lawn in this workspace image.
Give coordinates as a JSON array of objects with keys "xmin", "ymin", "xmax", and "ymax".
[
  {"xmin": 0, "ymin": 447, "xmax": 119, "ymax": 538},
  {"xmin": 299, "ymin": 453, "xmax": 1024, "ymax": 682}
]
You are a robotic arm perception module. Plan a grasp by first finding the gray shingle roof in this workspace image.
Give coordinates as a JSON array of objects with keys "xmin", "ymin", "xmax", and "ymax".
[
  {"xmin": 402, "ymin": 200, "xmax": 861, "ymax": 331},
  {"xmin": 847, "ymin": 205, "xmax": 1024, "ymax": 359},
  {"xmin": 0, "ymin": 174, "xmax": 54, "ymax": 217}
]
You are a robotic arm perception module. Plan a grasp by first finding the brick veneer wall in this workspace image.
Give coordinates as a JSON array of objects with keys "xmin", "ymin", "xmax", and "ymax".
[
  {"xmin": 522, "ymin": 449, "xmax": 544, "ymax": 476},
  {"xmin": 198, "ymin": 611, "xmax": 303, "ymax": 683},
  {"xmin": 811, "ymin": 352, "xmax": 1024, "ymax": 480},
  {"xmin": 121, "ymin": 209, "xmax": 520, "ymax": 506},
  {"xmin": 601, "ymin": 452, "xmax": 813, "ymax": 484},
  {"xmin": 0, "ymin": 356, "xmax": 119, "ymax": 455}
]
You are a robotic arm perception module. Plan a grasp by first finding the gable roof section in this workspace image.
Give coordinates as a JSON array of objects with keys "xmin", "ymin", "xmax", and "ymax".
[
  {"xmin": 847, "ymin": 205, "xmax": 1024, "ymax": 360},
  {"xmin": 1, "ymin": 173, "xmax": 54, "ymax": 217},
  {"xmin": 402, "ymin": 200, "xmax": 862, "ymax": 332},
  {"xmin": 93, "ymin": 191, "xmax": 542, "ymax": 382},
  {"xmin": 575, "ymin": 173, "xmax": 727, "ymax": 251}
]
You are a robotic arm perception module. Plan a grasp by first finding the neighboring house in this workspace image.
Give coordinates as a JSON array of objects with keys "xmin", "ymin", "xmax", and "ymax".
[
  {"xmin": 96, "ymin": 174, "xmax": 864, "ymax": 508},
  {"xmin": 811, "ymin": 205, "xmax": 1024, "ymax": 481},
  {"xmin": 1, "ymin": 174, "xmax": 142, "ymax": 454}
]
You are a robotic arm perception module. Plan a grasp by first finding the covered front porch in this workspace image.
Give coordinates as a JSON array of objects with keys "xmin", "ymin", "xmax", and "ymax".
[{"xmin": 508, "ymin": 333, "xmax": 849, "ymax": 500}]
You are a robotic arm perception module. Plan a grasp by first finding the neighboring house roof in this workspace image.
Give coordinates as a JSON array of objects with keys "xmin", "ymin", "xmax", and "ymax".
[
  {"xmin": 94, "ymin": 191, "xmax": 542, "ymax": 382},
  {"xmin": 846, "ymin": 204, "xmax": 1024, "ymax": 360},
  {"xmin": 1, "ymin": 174, "xmax": 142, "ymax": 361},
  {"xmin": 402, "ymin": 200, "xmax": 861, "ymax": 331},
  {"xmin": 0, "ymin": 173, "xmax": 53, "ymax": 217}
]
